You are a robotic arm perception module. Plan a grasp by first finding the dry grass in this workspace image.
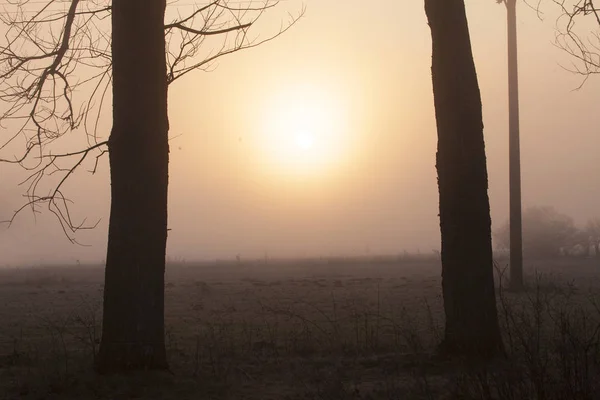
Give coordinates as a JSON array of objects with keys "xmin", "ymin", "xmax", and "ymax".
[{"xmin": 0, "ymin": 256, "xmax": 599, "ymax": 399}]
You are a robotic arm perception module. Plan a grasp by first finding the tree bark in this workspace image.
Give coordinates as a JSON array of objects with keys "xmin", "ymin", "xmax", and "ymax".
[
  {"xmin": 425, "ymin": 0, "xmax": 503, "ymax": 359},
  {"xmin": 96, "ymin": 0, "xmax": 170, "ymax": 373}
]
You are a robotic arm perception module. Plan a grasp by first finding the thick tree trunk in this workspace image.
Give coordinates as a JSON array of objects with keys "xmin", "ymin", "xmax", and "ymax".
[
  {"xmin": 425, "ymin": 0, "xmax": 503, "ymax": 358},
  {"xmin": 96, "ymin": 0, "xmax": 169, "ymax": 373}
]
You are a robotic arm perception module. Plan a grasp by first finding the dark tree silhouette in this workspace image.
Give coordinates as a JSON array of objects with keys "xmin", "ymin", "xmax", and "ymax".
[
  {"xmin": 0, "ymin": 0, "xmax": 302, "ymax": 373},
  {"xmin": 97, "ymin": 0, "xmax": 170, "ymax": 372},
  {"xmin": 424, "ymin": 0, "xmax": 504, "ymax": 358}
]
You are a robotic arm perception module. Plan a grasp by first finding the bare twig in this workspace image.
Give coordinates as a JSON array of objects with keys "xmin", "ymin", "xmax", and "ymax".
[
  {"xmin": 548, "ymin": 0, "xmax": 600, "ymax": 81},
  {"xmin": 0, "ymin": 0, "xmax": 302, "ymax": 242}
]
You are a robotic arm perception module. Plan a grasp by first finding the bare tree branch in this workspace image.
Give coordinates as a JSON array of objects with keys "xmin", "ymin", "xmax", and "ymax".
[
  {"xmin": 165, "ymin": 21, "xmax": 252, "ymax": 36},
  {"xmin": 0, "ymin": 0, "xmax": 303, "ymax": 242},
  {"xmin": 165, "ymin": 1, "xmax": 305, "ymax": 84},
  {"xmin": 0, "ymin": 0, "xmax": 112, "ymax": 241},
  {"xmin": 546, "ymin": 0, "xmax": 600, "ymax": 81}
]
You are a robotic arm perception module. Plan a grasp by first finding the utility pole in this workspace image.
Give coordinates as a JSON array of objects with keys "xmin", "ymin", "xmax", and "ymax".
[{"xmin": 505, "ymin": 0, "xmax": 524, "ymax": 289}]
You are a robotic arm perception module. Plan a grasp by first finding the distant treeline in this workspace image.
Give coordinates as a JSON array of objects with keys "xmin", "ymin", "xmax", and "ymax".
[{"xmin": 494, "ymin": 206, "xmax": 600, "ymax": 259}]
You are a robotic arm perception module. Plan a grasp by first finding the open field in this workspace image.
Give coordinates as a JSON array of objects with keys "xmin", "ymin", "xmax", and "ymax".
[{"xmin": 1, "ymin": 257, "xmax": 600, "ymax": 399}]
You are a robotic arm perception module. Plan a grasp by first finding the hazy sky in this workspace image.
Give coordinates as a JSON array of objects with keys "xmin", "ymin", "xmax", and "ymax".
[{"xmin": 1, "ymin": 0, "xmax": 600, "ymax": 265}]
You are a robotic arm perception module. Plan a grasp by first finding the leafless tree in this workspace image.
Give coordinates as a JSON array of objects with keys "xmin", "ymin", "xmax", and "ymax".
[
  {"xmin": 0, "ymin": 0, "xmax": 303, "ymax": 372},
  {"xmin": 425, "ymin": 0, "xmax": 504, "ymax": 359},
  {"xmin": 0, "ymin": 0, "xmax": 303, "ymax": 241}
]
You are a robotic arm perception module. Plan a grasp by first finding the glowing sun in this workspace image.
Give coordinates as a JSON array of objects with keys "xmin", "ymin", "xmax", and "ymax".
[
  {"xmin": 260, "ymin": 83, "xmax": 347, "ymax": 175},
  {"xmin": 294, "ymin": 129, "xmax": 315, "ymax": 150}
]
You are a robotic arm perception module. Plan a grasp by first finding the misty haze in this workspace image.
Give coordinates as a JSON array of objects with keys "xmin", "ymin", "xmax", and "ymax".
[
  {"xmin": 1, "ymin": 2, "xmax": 599, "ymax": 265},
  {"xmin": 1, "ymin": 0, "xmax": 600, "ymax": 398}
]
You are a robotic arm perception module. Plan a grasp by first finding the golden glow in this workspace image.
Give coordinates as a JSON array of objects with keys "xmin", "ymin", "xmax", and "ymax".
[
  {"xmin": 294, "ymin": 129, "xmax": 315, "ymax": 150},
  {"xmin": 259, "ymin": 83, "xmax": 348, "ymax": 176}
]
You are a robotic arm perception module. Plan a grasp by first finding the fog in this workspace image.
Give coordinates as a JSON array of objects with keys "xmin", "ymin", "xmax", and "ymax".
[{"xmin": 1, "ymin": 0, "xmax": 599, "ymax": 266}]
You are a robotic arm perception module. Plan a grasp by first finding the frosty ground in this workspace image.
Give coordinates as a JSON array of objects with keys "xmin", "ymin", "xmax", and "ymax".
[{"xmin": 1, "ymin": 256, "xmax": 599, "ymax": 399}]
